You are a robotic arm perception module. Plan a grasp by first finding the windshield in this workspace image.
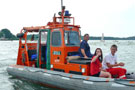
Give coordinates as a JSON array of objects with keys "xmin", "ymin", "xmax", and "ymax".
[
  {"xmin": 27, "ymin": 32, "xmax": 39, "ymax": 43},
  {"xmin": 64, "ymin": 31, "xmax": 80, "ymax": 46}
]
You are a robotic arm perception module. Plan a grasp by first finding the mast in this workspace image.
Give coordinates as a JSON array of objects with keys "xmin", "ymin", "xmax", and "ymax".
[
  {"xmin": 101, "ymin": 33, "xmax": 105, "ymax": 42},
  {"xmin": 61, "ymin": 0, "xmax": 63, "ymax": 10},
  {"xmin": 52, "ymin": 0, "xmax": 72, "ymax": 26}
]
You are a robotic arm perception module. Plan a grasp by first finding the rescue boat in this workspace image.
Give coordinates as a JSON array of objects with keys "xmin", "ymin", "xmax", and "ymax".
[{"xmin": 7, "ymin": 1, "xmax": 135, "ymax": 90}]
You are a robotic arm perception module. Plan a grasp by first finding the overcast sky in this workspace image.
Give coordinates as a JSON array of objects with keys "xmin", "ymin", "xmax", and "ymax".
[{"xmin": 0, "ymin": 0, "xmax": 135, "ymax": 37}]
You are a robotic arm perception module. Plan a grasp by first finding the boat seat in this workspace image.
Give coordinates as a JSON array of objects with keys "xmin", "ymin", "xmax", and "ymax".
[
  {"xmin": 69, "ymin": 59, "xmax": 91, "ymax": 65},
  {"xmin": 68, "ymin": 52, "xmax": 79, "ymax": 56},
  {"xmin": 28, "ymin": 49, "xmax": 37, "ymax": 61}
]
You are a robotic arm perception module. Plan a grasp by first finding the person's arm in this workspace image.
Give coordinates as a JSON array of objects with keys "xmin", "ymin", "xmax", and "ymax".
[
  {"xmin": 107, "ymin": 61, "xmax": 125, "ymax": 68},
  {"xmin": 81, "ymin": 49, "xmax": 88, "ymax": 58},
  {"xmin": 91, "ymin": 55, "xmax": 98, "ymax": 62},
  {"xmin": 80, "ymin": 41, "xmax": 88, "ymax": 58},
  {"xmin": 105, "ymin": 55, "xmax": 121, "ymax": 68},
  {"xmin": 91, "ymin": 52, "xmax": 101, "ymax": 62},
  {"xmin": 116, "ymin": 62, "xmax": 125, "ymax": 66},
  {"xmin": 106, "ymin": 63, "xmax": 120, "ymax": 68}
]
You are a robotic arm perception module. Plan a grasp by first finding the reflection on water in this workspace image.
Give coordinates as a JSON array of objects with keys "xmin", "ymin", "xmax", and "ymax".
[{"xmin": 0, "ymin": 40, "xmax": 135, "ymax": 90}]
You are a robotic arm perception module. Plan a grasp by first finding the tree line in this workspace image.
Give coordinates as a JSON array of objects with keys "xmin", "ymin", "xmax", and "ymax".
[
  {"xmin": 0, "ymin": 28, "xmax": 135, "ymax": 40},
  {"xmin": 0, "ymin": 28, "xmax": 17, "ymax": 40}
]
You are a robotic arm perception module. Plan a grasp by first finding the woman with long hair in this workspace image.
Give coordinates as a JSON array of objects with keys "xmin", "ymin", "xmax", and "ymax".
[{"xmin": 90, "ymin": 48, "xmax": 111, "ymax": 78}]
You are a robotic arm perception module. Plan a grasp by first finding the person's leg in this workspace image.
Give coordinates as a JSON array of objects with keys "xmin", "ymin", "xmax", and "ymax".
[
  {"xmin": 121, "ymin": 68, "xmax": 127, "ymax": 74},
  {"xmin": 117, "ymin": 68, "xmax": 127, "ymax": 79},
  {"xmin": 99, "ymin": 71, "xmax": 111, "ymax": 78},
  {"xmin": 107, "ymin": 68, "xmax": 127, "ymax": 79},
  {"xmin": 106, "ymin": 68, "xmax": 119, "ymax": 78}
]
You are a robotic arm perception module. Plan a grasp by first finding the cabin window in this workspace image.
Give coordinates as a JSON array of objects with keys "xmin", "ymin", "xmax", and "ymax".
[
  {"xmin": 41, "ymin": 32, "xmax": 47, "ymax": 44},
  {"xmin": 39, "ymin": 31, "xmax": 48, "ymax": 62},
  {"xmin": 64, "ymin": 31, "xmax": 80, "ymax": 46},
  {"xmin": 51, "ymin": 31, "xmax": 61, "ymax": 46},
  {"xmin": 27, "ymin": 32, "xmax": 39, "ymax": 43},
  {"xmin": 21, "ymin": 38, "xmax": 25, "ymax": 43}
]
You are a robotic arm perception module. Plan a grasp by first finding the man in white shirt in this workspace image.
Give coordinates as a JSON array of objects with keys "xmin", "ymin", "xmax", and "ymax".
[{"xmin": 102, "ymin": 44, "xmax": 127, "ymax": 79}]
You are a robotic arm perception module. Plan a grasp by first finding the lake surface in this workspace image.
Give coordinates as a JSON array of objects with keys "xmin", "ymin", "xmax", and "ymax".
[{"xmin": 0, "ymin": 40, "xmax": 135, "ymax": 90}]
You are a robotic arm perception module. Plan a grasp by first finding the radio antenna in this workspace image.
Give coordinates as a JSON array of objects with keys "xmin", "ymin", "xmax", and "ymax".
[{"xmin": 61, "ymin": 0, "xmax": 63, "ymax": 10}]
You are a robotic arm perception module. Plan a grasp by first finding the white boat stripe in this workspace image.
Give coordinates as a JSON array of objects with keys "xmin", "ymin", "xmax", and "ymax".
[
  {"xmin": 112, "ymin": 83, "xmax": 126, "ymax": 87},
  {"xmin": 8, "ymin": 67, "xmax": 13, "ymax": 69},
  {"xmin": 61, "ymin": 77, "xmax": 70, "ymax": 80},
  {"xmin": 119, "ymin": 75, "xmax": 126, "ymax": 79},
  {"xmin": 29, "ymin": 69, "xmax": 37, "ymax": 72},
  {"xmin": 18, "ymin": 68, "xmax": 23, "ymax": 71},
  {"xmin": 44, "ymin": 73, "xmax": 51, "ymax": 76},
  {"xmin": 83, "ymin": 81, "xmax": 93, "ymax": 84}
]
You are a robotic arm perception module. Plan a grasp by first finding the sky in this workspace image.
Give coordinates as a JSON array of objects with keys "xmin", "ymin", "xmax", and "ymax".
[{"xmin": 0, "ymin": 0, "xmax": 135, "ymax": 37}]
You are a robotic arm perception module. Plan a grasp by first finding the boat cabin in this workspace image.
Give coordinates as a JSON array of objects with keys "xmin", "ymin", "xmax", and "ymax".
[{"xmin": 16, "ymin": 6, "xmax": 91, "ymax": 76}]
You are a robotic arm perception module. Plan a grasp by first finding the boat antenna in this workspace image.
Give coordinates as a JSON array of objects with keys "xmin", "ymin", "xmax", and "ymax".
[{"xmin": 61, "ymin": 0, "xmax": 63, "ymax": 10}]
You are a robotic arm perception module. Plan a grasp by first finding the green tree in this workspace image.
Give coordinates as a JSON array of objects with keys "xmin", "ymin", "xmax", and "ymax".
[
  {"xmin": 0, "ymin": 28, "xmax": 17, "ymax": 40},
  {"xmin": 0, "ymin": 32, "xmax": 3, "ymax": 37}
]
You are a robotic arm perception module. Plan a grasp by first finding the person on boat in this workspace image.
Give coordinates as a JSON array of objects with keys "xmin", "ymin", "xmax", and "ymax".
[
  {"xmin": 31, "ymin": 34, "xmax": 34, "ymax": 41},
  {"xmin": 91, "ymin": 48, "xmax": 111, "ymax": 78},
  {"xmin": 102, "ymin": 44, "xmax": 127, "ymax": 79},
  {"xmin": 78, "ymin": 34, "xmax": 93, "ymax": 58}
]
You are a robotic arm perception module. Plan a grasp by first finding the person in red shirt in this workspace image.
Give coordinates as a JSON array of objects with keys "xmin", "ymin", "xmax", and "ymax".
[{"xmin": 90, "ymin": 48, "xmax": 111, "ymax": 78}]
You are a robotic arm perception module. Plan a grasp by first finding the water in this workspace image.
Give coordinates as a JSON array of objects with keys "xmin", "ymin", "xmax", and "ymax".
[
  {"xmin": 0, "ymin": 40, "xmax": 135, "ymax": 90},
  {"xmin": 0, "ymin": 41, "xmax": 57, "ymax": 90}
]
